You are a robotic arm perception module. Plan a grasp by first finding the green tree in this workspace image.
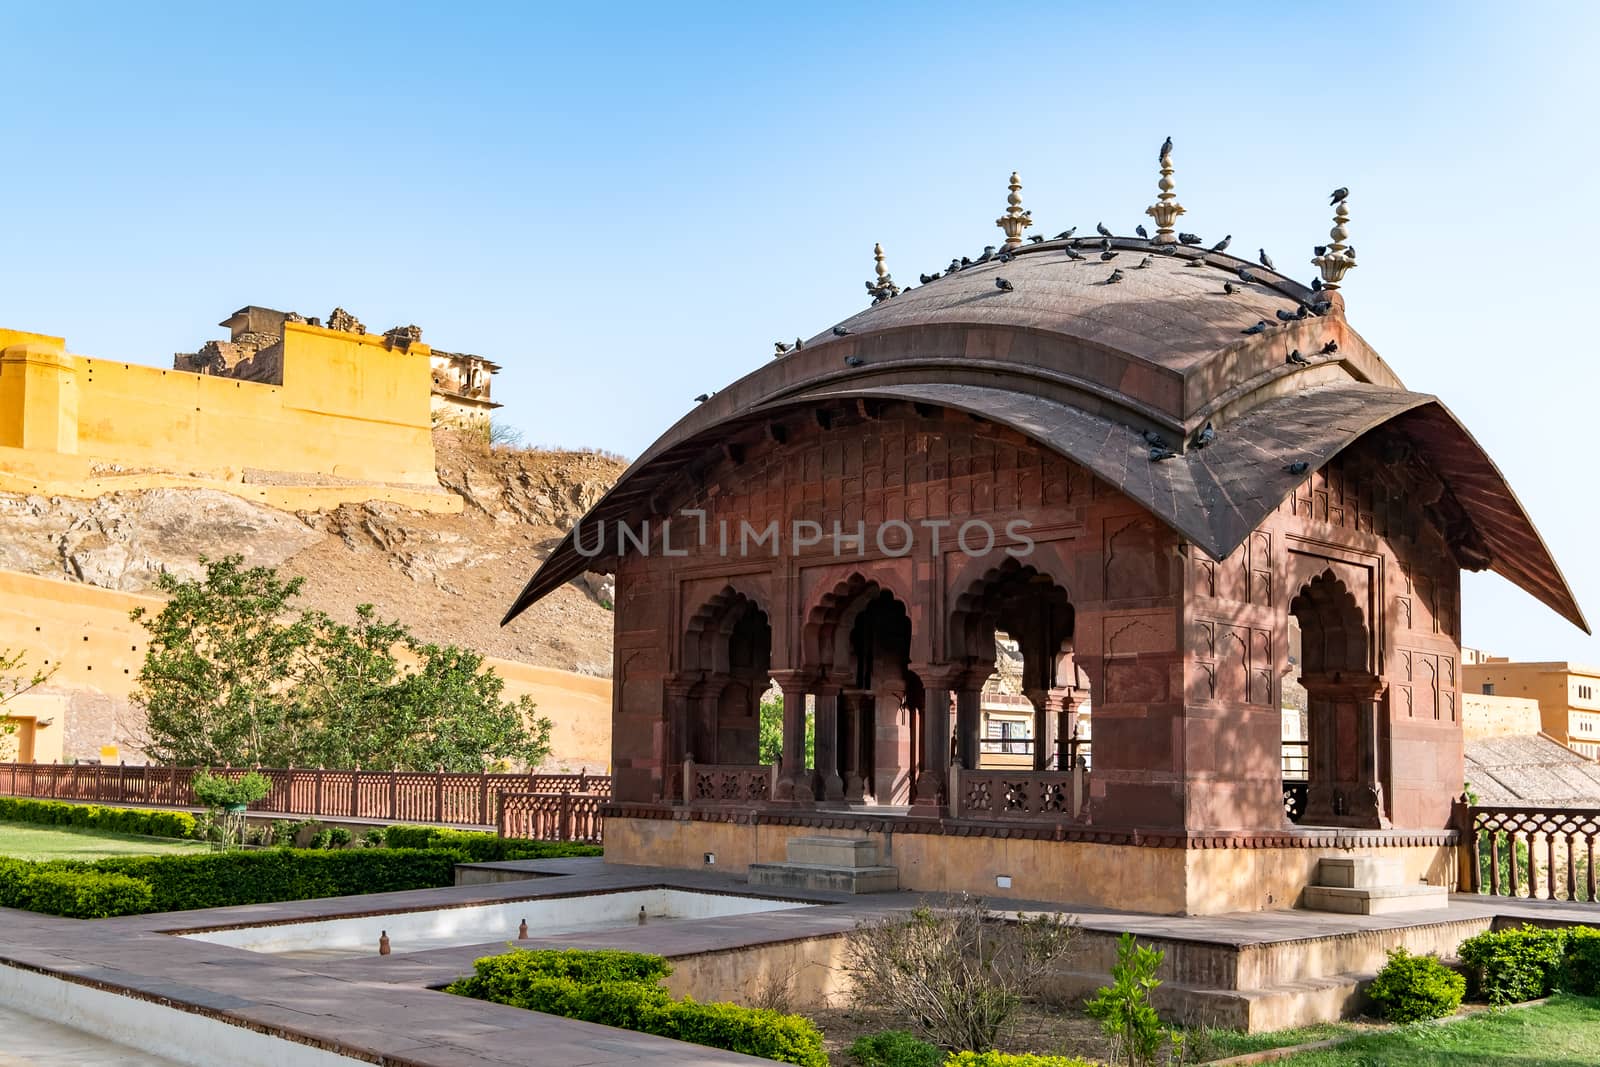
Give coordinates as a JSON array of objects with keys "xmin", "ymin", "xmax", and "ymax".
[
  {"xmin": 1, "ymin": 648, "xmax": 54, "ymax": 756},
  {"xmin": 758, "ymin": 697, "xmax": 813, "ymax": 767},
  {"xmin": 130, "ymin": 556, "xmax": 552, "ymax": 771}
]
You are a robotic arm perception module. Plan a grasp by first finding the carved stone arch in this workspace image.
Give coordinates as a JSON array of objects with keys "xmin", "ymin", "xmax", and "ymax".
[
  {"xmin": 1105, "ymin": 517, "xmax": 1173, "ymax": 600},
  {"xmin": 801, "ymin": 568, "xmax": 915, "ymax": 674},
  {"xmin": 683, "ymin": 582, "xmax": 772, "ymax": 676},
  {"xmin": 946, "ymin": 555, "xmax": 1075, "ymax": 671},
  {"xmin": 1289, "ymin": 570, "xmax": 1370, "ymax": 676}
]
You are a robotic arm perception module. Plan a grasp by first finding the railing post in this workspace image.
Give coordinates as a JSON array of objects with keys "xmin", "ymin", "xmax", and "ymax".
[
  {"xmin": 682, "ymin": 756, "xmax": 695, "ymax": 808},
  {"xmin": 478, "ymin": 770, "xmax": 488, "ymax": 827},
  {"xmin": 434, "ymin": 766, "xmax": 445, "ymax": 823},
  {"xmin": 350, "ymin": 766, "xmax": 361, "ymax": 819},
  {"xmin": 560, "ymin": 791, "xmax": 572, "ymax": 842},
  {"xmin": 1071, "ymin": 757, "xmax": 1085, "ymax": 819},
  {"xmin": 313, "ymin": 766, "xmax": 324, "ymax": 816},
  {"xmin": 947, "ymin": 759, "xmax": 961, "ymax": 819}
]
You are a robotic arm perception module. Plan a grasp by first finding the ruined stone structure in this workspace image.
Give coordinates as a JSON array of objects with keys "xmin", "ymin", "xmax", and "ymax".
[
  {"xmin": 506, "ymin": 175, "xmax": 1586, "ymax": 914},
  {"xmin": 174, "ymin": 306, "xmax": 500, "ymax": 428}
]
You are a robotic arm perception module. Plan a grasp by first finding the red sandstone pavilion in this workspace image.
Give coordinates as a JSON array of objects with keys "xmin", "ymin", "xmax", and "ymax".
[{"xmin": 504, "ymin": 150, "xmax": 1587, "ymax": 915}]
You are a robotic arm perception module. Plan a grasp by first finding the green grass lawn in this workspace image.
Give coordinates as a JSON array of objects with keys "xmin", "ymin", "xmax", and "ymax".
[
  {"xmin": 1260, "ymin": 994, "xmax": 1600, "ymax": 1066},
  {"xmin": 0, "ymin": 820, "xmax": 209, "ymax": 862}
]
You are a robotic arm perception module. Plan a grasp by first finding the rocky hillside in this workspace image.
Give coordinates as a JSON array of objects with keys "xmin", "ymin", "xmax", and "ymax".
[{"xmin": 0, "ymin": 431, "xmax": 624, "ymax": 675}]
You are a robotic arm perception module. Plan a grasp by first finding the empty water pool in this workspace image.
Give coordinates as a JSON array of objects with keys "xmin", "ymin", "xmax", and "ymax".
[{"xmin": 177, "ymin": 888, "xmax": 815, "ymax": 959}]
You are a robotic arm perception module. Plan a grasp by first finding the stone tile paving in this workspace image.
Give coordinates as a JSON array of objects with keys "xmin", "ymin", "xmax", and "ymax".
[{"xmin": 7, "ymin": 856, "xmax": 1600, "ymax": 1065}]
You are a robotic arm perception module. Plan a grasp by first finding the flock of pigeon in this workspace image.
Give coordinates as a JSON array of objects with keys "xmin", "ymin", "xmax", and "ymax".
[{"xmin": 697, "ymin": 138, "xmax": 1350, "ymax": 483}]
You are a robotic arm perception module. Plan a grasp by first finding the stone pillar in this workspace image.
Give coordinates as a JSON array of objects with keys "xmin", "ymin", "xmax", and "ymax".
[
  {"xmin": 695, "ymin": 678, "xmax": 727, "ymax": 767},
  {"xmin": 1024, "ymin": 687, "xmax": 1073, "ymax": 771},
  {"xmin": 842, "ymin": 690, "xmax": 868, "ymax": 802},
  {"xmin": 771, "ymin": 670, "xmax": 813, "ymax": 802},
  {"xmin": 874, "ymin": 688, "xmax": 911, "ymax": 804},
  {"xmin": 910, "ymin": 664, "xmax": 961, "ymax": 815},
  {"xmin": 813, "ymin": 679, "xmax": 846, "ymax": 802},
  {"xmin": 1301, "ymin": 673, "xmax": 1389, "ymax": 829},
  {"xmin": 661, "ymin": 675, "xmax": 697, "ymax": 803},
  {"xmin": 954, "ymin": 675, "xmax": 984, "ymax": 772}
]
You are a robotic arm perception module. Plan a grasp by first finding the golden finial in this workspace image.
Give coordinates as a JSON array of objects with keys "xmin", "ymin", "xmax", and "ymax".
[
  {"xmin": 995, "ymin": 171, "xmax": 1033, "ymax": 248},
  {"xmin": 1144, "ymin": 137, "xmax": 1185, "ymax": 244},
  {"xmin": 868, "ymin": 242, "xmax": 900, "ymax": 301},
  {"xmin": 1311, "ymin": 191, "xmax": 1356, "ymax": 290}
]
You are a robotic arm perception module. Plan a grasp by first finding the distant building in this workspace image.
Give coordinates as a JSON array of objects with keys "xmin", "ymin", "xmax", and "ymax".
[
  {"xmin": 1464, "ymin": 658, "xmax": 1600, "ymax": 759},
  {"xmin": 429, "ymin": 350, "xmax": 502, "ymax": 428}
]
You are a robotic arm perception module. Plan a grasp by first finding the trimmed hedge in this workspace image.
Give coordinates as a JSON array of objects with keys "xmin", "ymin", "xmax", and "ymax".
[
  {"xmin": 1562, "ymin": 927, "xmax": 1600, "ymax": 996},
  {"xmin": 1366, "ymin": 947, "xmax": 1464, "ymax": 1022},
  {"xmin": 384, "ymin": 824, "xmax": 601, "ymax": 862},
  {"xmin": 1458, "ymin": 925, "xmax": 1568, "ymax": 1004},
  {"xmin": 91, "ymin": 848, "xmax": 460, "ymax": 912},
  {"xmin": 448, "ymin": 948, "xmax": 827, "ymax": 1066},
  {"xmin": 0, "ymin": 797, "xmax": 197, "ymax": 839},
  {"xmin": 0, "ymin": 848, "xmax": 461, "ymax": 917},
  {"xmin": 0, "ymin": 857, "xmax": 154, "ymax": 918},
  {"xmin": 846, "ymin": 1031, "xmax": 941, "ymax": 1067}
]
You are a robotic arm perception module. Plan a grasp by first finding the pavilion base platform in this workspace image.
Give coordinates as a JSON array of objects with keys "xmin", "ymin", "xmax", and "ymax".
[
  {"xmin": 604, "ymin": 809, "xmax": 1458, "ymax": 916},
  {"xmin": 747, "ymin": 835, "xmax": 900, "ymax": 894}
]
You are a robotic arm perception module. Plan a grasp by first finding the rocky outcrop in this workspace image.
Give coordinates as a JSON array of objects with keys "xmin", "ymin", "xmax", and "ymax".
[{"xmin": 0, "ymin": 488, "xmax": 321, "ymax": 591}]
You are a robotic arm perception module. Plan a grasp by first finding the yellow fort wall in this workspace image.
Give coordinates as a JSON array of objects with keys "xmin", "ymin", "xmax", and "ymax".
[
  {"xmin": 0, "ymin": 569, "xmax": 611, "ymax": 769},
  {"xmin": 1, "ymin": 321, "xmax": 443, "ymax": 499}
]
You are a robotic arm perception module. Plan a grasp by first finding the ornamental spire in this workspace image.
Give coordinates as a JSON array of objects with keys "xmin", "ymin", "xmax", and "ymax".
[
  {"xmin": 1144, "ymin": 136, "xmax": 1185, "ymax": 245},
  {"xmin": 995, "ymin": 171, "xmax": 1032, "ymax": 248},
  {"xmin": 867, "ymin": 242, "xmax": 900, "ymax": 302},
  {"xmin": 1311, "ymin": 190, "xmax": 1356, "ymax": 290}
]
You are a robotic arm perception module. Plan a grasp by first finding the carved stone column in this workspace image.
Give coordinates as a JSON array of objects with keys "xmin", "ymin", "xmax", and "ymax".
[
  {"xmin": 770, "ymin": 670, "xmax": 813, "ymax": 803},
  {"xmin": 842, "ymin": 689, "xmax": 869, "ymax": 802},
  {"xmin": 910, "ymin": 663, "xmax": 962, "ymax": 815},
  {"xmin": 1023, "ymin": 687, "xmax": 1074, "ymax": 771},
  {"xmin": 813, "ymin": 677, "xmax": 846, "ymax": 802},
  {"xmin": 1300, "ymin": 672, "xmax": 1389, "ymax": 829},
  {"xmin": 661, "ymin": 675, "xmax": 698, "ymax": 803},
  {"xmin": 874, "ymin": 686, "xmax": 911, "ymax": 804},
  {"xmin": 954, "ymin": 673, "xmax": 985, "ymax": 772}
]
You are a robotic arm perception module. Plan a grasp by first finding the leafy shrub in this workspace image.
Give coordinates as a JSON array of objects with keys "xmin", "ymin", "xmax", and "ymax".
[
  {"xmin": 13, "ymin": 867, "xmax": 153, "ymax": 918},
  {"xmin": 1561, "ymin": 927, "xmax": 1600, "ymax": 995},
  {"xmin": 944, "ymin": 1055, "xmax": 1096, "ymax": 1067},
  {"xmin": 447, "ymin": 949, "xmax": 826, "ymax": 1066},
  {"xmin": 384, "ymin": 824, "xmax": 601, "ymax": 861},
  {"xmin": 327, "ymin": 827, "xmax": 353, "ymax": 848},
  {"xmin": 1366, "ymin": 947, "xmax": 1465, "ymax": 1022},
  {"xmin": 1458, "ymin": 925, "xmax": 1568, "ymax": 1004},
  {"xmin": 309, "ymin": 829, "xmax": 334, "ymax": 849},
  {"xmin": 0, "ymin": 797, "xmax": 196, "ymax": 839},
  {"xmin": 847, "ymin": 1029, "xmax": 941, "ymax": 1067},
  {"xmin": 360, "ymin": 827, "xmax": 386, "ymax": 848},
  {"xmin": 1084, "ymin": 932, "xmax": 1165, "ymax": 1066}
]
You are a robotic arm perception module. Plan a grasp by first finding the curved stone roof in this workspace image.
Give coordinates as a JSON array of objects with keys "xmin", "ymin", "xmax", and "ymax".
[{"xmin": 505, "ymin": 235, "xmax": 1586, "ymax": 632}]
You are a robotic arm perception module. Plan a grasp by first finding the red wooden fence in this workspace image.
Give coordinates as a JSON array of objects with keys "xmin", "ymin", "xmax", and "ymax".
[{"xmin": 0, "ymin": 762, "xmax": 609, "ymax": 833}]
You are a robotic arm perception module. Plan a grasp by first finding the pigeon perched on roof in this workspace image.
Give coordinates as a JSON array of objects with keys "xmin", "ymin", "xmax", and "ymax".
[
  {"xmin": 1141, "ymin": 429, "xmax": 1167, "ymax": 447},
  {"xmin": 948, "ymin": 258, "xmax": 963, "ymax": 274},
  {"xmin": 1320, "ymin": 339, "xmax": 1339, "ymax": 354},
  {"xmin": 1097, "ymin": 222, "xmax": 1112, "ymax": 238},
  {"xmin": 844, "ymin": 355, "xmax": 866, "ymax": 367},
  {"xmin": 793, "ymin": 337, "xmax": 804, "ymax": 351},
  {"xmin": 833, "ymin": 325, "xmax": 851, "ymax": 336},
  {"xmin": 1191, "ymin": 422, "xmax": 1216, "ymax": 448},
  {"xmin": 998, "ymin": 251, "xmax": 1014, "ymax": 263},
  {"xmin": 694, "ymin": 393, "xmax": 712, "ymax": 403},
  {"xmin": 919, "ymin": 273, "xmax": 935, "ymax": 284},
  {"xmin": 1286, "ymin": 349, "xmax": 1310, "ymax": 366},
  {"xmin": 1101, "ymin": 250, "xmax": 1120, "ymax": 261},
  {"xmin": 1105, "ymin": 269, "xmax": 1125, "ymax": 284},
  {"xmin": 1238, "ymin": 267, "xmax": 1257, "ymax": 284},
  {"xmin": 1149, "ymin": 445, "xmax": 1178, "ymax": 462},
  {"xmin": 995, "ymin": 277, "xmax": 1015, "ymax": 292},
  {"xmin": 975, "ymin": 246, "xmax": 996, "ymax": 264},
  {"xmin": 1028, "ymin": 235, "xmax": 1044, "ymax": 244},
  {"xmin": 1063, "ymin": 246, "xmax": 1085, "ymax": 260},
  {"xmin": 1242, "ymin": 320, "xmax": 1271, "ymax": 335},
  {"xmin": 1135, "ymin": 255, "xmax": 1153, "ymax": 269},
  {"xmin": 1259, "ymin": 249, "xmax": 1275, "ymax": 270},
  {"xmin": 1285, "ymin": 460, "xmax": 1310, "ymax": 475},
  {"xmin": 1310, "ymin": 277, "xmax": 1324, "ymax": 291},
  {"xmin": 1223, "ymin": 281, "xmax": 1240, "ymax": 295},
  {"xmin": 1179, "ymin": 232, "xmax": 1202, "ymax": 245},
  {"xmin": 1054, "ymin": 227, "xmax": 1077, "ymax": 240},
  {"xmin": 1276, "ymin": 309, "xmax": 1299, "ymax": 322},
  {"xmin": 1210, "ymin": 235, "xmax": 1232, "ymax": 252},
  {"xmin": 774, "ymin": 341, "xmax": 792, "ymax": 355},
  {"xmin": 1136, "ymin": 224, "xmax": 1149, "ymax": 239}
]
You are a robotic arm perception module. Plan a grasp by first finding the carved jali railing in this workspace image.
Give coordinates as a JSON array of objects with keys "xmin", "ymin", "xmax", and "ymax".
[
  {"xmin": 681, "ymin": 759, "xmax": 776, "ymax": 807},
  {"xmin": 496, "ymin": 790, "xmax": 604, "ymax": 843},
  {"xmin": 0, "ymin": 761, "xmax": 608, "ymax": 832},
  {"xmin": 1467, "ymin": 805, "xmax": 1600, "ymax": 901},
  {"xmin": 952, "ymin": 761, "xmax": 1089, "ymax": 823}
]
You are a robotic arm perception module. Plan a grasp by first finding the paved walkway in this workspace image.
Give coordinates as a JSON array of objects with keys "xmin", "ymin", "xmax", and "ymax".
[
  {"xmin": 0, "ymin": 1004, "xmax": 187, "ymax": 1067},
  {"xmin": 6, "ymin": 857, "xmax": 1600, "ymax": 1065}
]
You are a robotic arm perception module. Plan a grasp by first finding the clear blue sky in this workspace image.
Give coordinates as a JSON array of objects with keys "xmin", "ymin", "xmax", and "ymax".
[{"xmin": 2, "ymin": 3, "xmax": 1597, "ymax": 661}]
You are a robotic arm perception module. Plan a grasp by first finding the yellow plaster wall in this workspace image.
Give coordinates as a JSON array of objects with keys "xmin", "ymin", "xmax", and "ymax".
[
  {"xmin": 0, "ymin": 569, "xmax": 610, "ymax": 769},
  {"xmin": 602, "ymin": 816, "xmax": 1458, "ymax": 914},
  {"xmin": 1, "ymin": 320, "xmax": 437, "ymax": 491}
]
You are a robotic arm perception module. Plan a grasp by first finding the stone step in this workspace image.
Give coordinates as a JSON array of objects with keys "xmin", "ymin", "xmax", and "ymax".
[
  {"xmin": 1317, "ymin": 856, "xmax": 1402, "ymax": 890},
  {"xmin": 747, "ymin": 861, "xmax": 899, "ymax": 894},
  {"xmin": 784, "ymin": 835, "xmax": 880, "ymax": 868},
  {"xmin": 1301, "ymin": 883, "xmax": 1451, "ymax": 916}
]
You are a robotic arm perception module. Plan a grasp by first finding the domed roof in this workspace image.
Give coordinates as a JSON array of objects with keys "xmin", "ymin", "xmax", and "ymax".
[{"xmin": 505, "ymin": 233, "xmax": 1585, "ymax": 633}]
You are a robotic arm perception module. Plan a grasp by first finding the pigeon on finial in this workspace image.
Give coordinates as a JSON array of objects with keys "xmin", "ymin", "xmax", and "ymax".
[
  {"xmin": 1160, "ymin": 135, "xmax": 1173, "ymax": 162},
  {"xmin": 1329, "ymin": 186, "xmax": 1349, "ymax": 205}
]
